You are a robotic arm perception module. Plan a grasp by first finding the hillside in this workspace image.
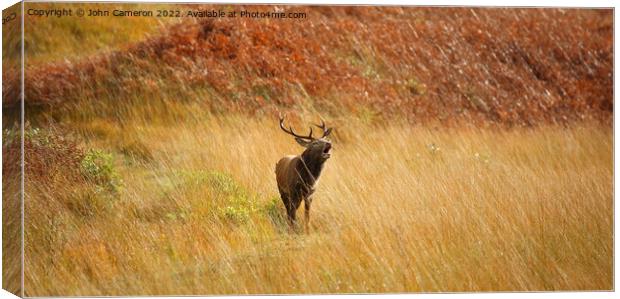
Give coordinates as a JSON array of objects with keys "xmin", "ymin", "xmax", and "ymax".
[{"xmin": 4, "ymin": 6, "xmax": 613, "ymax": 126}]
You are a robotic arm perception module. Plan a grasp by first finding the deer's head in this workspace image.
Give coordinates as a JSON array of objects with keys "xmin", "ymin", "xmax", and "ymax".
[{"xmin": 279, "ymin": 116, "xmax": 333, "ymax": 161}]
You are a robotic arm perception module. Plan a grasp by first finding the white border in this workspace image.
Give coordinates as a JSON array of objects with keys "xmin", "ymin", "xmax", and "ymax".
[{"xmin": 0, "ymin": 1, "xmax": 617, "ymax": 299}]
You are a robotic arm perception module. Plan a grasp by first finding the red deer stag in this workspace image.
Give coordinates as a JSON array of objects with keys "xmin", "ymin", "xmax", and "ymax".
[{"xmin": 275, "ymin": 116, "xmax": 333, "ymax": 231}]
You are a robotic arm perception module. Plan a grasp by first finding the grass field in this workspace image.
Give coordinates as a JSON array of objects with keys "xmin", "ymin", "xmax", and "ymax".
[
  {"xmin": 21, "ymin": 114, "xmax": 612, "ymax": 295},
  {"xmin": 2, "ymin": 3, "xmax": 614, "ymax": 296}
]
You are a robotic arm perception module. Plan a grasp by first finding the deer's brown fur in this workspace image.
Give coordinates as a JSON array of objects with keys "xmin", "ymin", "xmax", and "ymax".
[{"xmin": 275, "ymin": 116, "xmax": 333, "ymax": 231}]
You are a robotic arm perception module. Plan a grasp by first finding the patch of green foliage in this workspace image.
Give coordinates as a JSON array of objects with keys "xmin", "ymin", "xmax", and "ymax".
[
  {"xmin": 260, "ymin": 196, "xmax": 288, "ymax": 229},
  {"xmin": 208, "ymin": 171, "xmax": 256, "ymax": 224},
  {"xmin": 173, "ymin": 170, "xmax": 258, "ymax": 225},
  {"xmin": 80, "ymin": 149, "xmax": 123, "ymax": 195}
]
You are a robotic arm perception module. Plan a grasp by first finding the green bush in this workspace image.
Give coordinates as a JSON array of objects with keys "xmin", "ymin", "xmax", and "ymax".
[
  {"xmin": 222, "ymin": 205, "xmax": 251, "ymax": 224},
  {"xmin": 175, "ymin": 170, "xmax": 257, "ymax": 224},
  {"xmin": 208, "ymin": 172, "xmax": 256, "ymax": 224},
  {"xmin": 261, "ymin": 196, "xmax": 287, "ymax": 229},
  {"xmin": 80, "ymin": 149, "xmax": 122, "ymax": 195}
]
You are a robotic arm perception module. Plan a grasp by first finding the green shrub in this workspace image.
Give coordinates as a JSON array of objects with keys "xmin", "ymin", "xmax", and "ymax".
[
  {"xmin": 222, "ymin": 205, "xmax": 251, "ymax": 224},
  {"xmin": 80, "ymin": 149, "xmax": 122, "ymax": 195},
  {"xmin": 261, "ymin": 196, "xmax": 287, "ymax": 229},
  {"xmin": 206, "ymin": 171, "xmax": 242, "ymax": 195},
  {"xmin": 175, "ymin": 170, "xmax": 257, "ymax": 224},
  {"xmin": 208, "ymin": 172, "xmax": 256, "ymax": 224}
]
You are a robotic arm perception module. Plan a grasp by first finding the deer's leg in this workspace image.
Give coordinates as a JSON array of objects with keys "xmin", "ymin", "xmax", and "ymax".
[
  {"xmin": 293, "ymin": 198, "xmax": 306, "ymax": 233},
  {"xmin": 280, "ymin": 192, "xmax": 295, "ymax": 227},
  {"xmin": 285, "ymin": 197, "xmax": 301, "ymax": 230},
  {"xmin": 304, "ymin": 197, "xmax": 312, "ymax": 233},
  {"xmin": 286, "ymin": 205, "xmax": 297, "ymax": 227}
]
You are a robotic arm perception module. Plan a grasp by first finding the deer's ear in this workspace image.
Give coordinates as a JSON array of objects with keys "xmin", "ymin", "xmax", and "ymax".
[{"xmin": 295, "ymin": 137, "xmax": 311, "ymax": 147}]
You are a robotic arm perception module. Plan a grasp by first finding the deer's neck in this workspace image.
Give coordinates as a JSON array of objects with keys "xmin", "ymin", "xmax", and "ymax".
[{"xmin": 299, "ymin": 152, "xmax": 326, "ymax": 187}]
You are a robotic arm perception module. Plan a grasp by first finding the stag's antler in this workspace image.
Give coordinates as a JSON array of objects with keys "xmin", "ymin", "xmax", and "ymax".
[
  {"xmin": 279, "ymin": 115, "xmax": 315, "ymax": 140},
  {"xmin": 314, "ymin": 119, "xmax": 333, "ymax": 138}
]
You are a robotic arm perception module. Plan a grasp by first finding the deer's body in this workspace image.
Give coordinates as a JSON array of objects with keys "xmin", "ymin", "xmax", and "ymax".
[{"xmin": 275, "ymin": 117, "xmax": 333, "ymax": 231}]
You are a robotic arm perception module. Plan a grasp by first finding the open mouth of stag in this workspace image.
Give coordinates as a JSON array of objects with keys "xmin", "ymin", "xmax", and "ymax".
[{"xmin": 322, "ymin": 144, "xmax": 332, "ymax": 158}]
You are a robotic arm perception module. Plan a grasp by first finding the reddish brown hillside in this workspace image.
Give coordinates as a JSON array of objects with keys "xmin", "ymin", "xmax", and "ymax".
[{"xmin": 7, "ymin": 6, "xmax": 613, "ymax": 126}]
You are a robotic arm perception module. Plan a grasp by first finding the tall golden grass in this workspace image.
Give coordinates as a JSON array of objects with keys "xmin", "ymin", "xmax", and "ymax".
[{"xmin": 23, "ymin": 113, "xmax": 612, "ymax": 295}]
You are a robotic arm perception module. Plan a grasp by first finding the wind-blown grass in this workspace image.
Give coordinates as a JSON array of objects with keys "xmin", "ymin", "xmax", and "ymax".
[{"xmin": 23, "ymin": 115, "xmax": 612, "ymax": 295}]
